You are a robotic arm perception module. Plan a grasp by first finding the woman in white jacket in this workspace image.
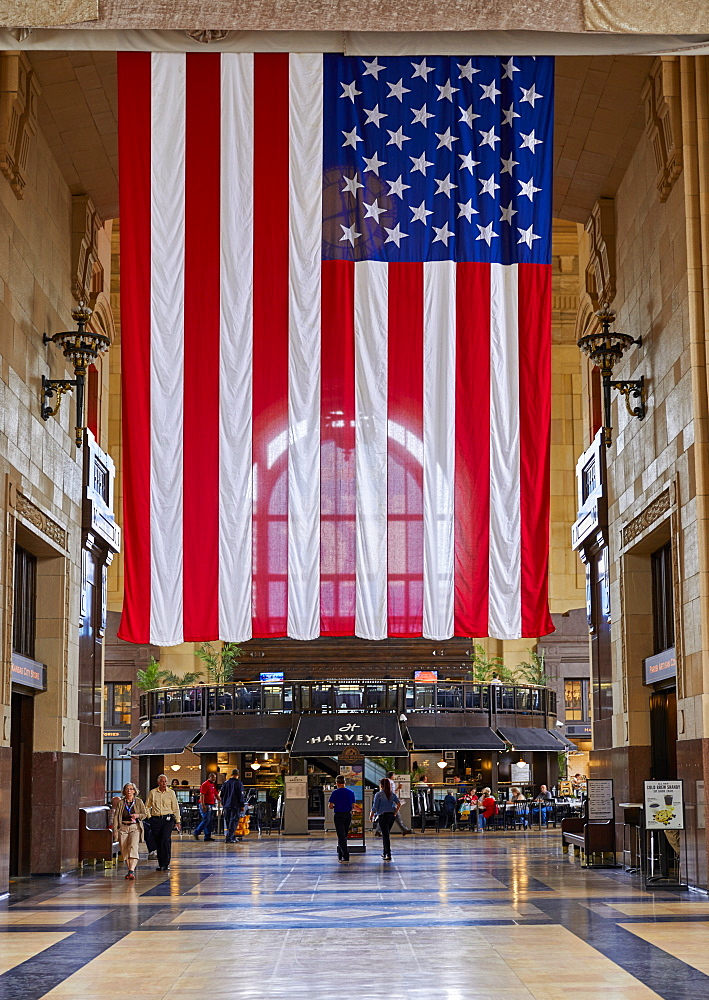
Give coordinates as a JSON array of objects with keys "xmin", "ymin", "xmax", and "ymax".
[{"xmin": 111, "ymin": 782, "xmax": 148, "ymax": 880}]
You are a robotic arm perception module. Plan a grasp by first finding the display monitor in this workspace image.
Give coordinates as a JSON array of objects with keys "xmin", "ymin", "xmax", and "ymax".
[
  {"xmin": 414, "ymin": 670, "xmax": 438, "ymax": 682},
  {"xmin": 260, "ymin": 671, "xmax": 284, "ymax": 683}
]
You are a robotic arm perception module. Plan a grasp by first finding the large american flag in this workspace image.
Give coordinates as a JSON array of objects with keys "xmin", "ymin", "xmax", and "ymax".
[{"xmin": 117, "ymin": 51, "xmax": 554, "ymax": 646}]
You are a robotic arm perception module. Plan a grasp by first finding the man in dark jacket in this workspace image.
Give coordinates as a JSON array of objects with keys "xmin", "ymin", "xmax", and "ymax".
[{"xmin": 221, "ymin": 769, "xmax": 245, "ymax": 843}]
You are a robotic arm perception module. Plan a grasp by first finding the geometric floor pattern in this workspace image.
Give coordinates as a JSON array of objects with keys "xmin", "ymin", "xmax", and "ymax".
[{"xmin": 1, "ymin": 830, "xmax": 708, "ymax": 1000}]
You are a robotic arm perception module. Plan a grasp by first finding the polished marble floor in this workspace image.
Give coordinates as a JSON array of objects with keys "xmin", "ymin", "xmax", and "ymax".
[{"xmin": 1, "ymin": 830, "xmax": 708, "ymax": 1000}]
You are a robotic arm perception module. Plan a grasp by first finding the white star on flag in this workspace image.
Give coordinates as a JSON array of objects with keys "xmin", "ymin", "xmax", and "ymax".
[
  {"xmin": 364, "ymin": 199, "xmax": 387, "ymax": 222},
  {"xmin": 517, "ymin": 224, "xmax": 541, "ymax": 248},
  {"xmin": 364, "ymin": 104, "xmax": 387, "ymax": 127},
  {"xmin": 436, "ymin": 127, "xmax": 458, "ymax": 150},
  {"xmin": 410, "ymin": 200, "xmax": 433, "ymax": 224},
  {"xmin": 457, "ymin": 199, "xmax": 478, "ymax": 221},
  {"xmin": 501, "ymin": 57, "xmax": 520, "ymax": 79},
  {"xmin": 518, "ymin": 176, "xmax": 541, "ymax": 201},
  {"xmin": 432, "ymin": 223, "xmax": 454, "ymax": 246},
  {"xmin": 502, "ymin": 104, "xmax": 521, "ymax": 126},
  {"xmin": 480, "ymin": 80, "xmax": 501, "ymax": 103},
  {"xmin": 459, "ymin": 151, "xmax": 480, "ymax": 173},
  {"xmin": 411, "ymin": 104, "xmax": 434, "ymax": 127},
  {"xmin": 476, "ymin": 222, "xmax": 499, "ymax": 245},
  {"xmin": 384, "ymin": 223, "xmax": 408, "ymax": 246},
  {"xmin": 458, "ymin": 60, "xmax": 479, "ymax": 81},
  {"xmin": 459, "ymin": 105, "xmax": 480, "ymax": 127},
  {"xmin": 362, "ymin": 57, "xmax": 386, "ymax": 79},
  {"xmin": 520, "ymin": 130, "xmax": 543, "ymax": 153},
  {"xmin": 342, "ymin": 172, "xmax": 364, "ymax": 197},
  {"xmin": 410, "ymin": 151, "xmax": 434, "ymax": 175},
  {"xmin": 479, "ymin": 173, "xmax": 501, "ymax": 197},
  {"xmin": 500, "ymin": 201, "xmax": 518, "ymax": 224},
  {"xmin": 500, "ymin": 153, "xmax": 519, "ymax": 175},
  {"xmin": 434, "ymin": 175, "xmax": 457, "ymax": 197},
  {"xmin": 340, "ymin": 80, "xmax": 362, "ymax": 102},
  {"xmin": 436, "ymin": 79, "xmax": 459, "ymax": 102},
  {"xmin": 387, "ymin": 175, "xmax": 411, "ymax": 198},
  {"xmin": 520, "ymin": 83, "xmax": 543, "ymax": 107},
  {"xmin": 387, "ymin": 126, "xmax": 411, "ymax": 149},
  {"xmin": 479, "ymin": 126, "xmax": 500, "ymax": 149},
  {"xmin": 363, "ymin": 151, "xmax": 386, "ymax": 174},
  {"xmin": 342, "ymin": 127, "xmax": 362, "ymax": 149},
  {"xmin": 388, "ymin": 78, "xmax": 411, "ymax": 101},
  {"xmin": 340, "ymin": 223, "xmax": 360, "ymax": 245},
  {"xmin": 411, "ymin": 58, "xmax": 434, "ymax": 80}
]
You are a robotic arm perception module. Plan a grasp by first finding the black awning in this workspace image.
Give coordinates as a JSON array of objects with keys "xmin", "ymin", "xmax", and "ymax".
[
  {"xmin": 550, "ymin": 731, "xmax": 578, "ymax": 750},
  {"xmin": 192, "ymin": 727, "xmax": 291, "ymax": 753},
  {"xmin": 407, "ymin": 725, "xmax": 506, "ymax": 751},
  {"xmin": 497, "ymin": 726, "xmax": 567, "ymax": 752},
  {"xmin": 125, "ymin": 732, "xmax": 148, "ymax": 751},
  {"xmin": 290, "ymin": 714, "xmax": 406, "ymax": 756},
  {"xmin": 131, "ymin": 729, "xmax": 203, "ymax": 756}
]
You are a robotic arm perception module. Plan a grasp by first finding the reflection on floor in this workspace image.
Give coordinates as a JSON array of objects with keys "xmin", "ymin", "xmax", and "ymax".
[{"xmin": 1, "ymin": 830, "xmax": 708, "ymax": 1000}]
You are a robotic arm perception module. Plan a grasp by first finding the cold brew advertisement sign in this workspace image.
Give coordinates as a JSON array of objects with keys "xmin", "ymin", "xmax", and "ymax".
[{"xmin": 644, "ymin": 780, "xmax": 684, "ymax": 830}]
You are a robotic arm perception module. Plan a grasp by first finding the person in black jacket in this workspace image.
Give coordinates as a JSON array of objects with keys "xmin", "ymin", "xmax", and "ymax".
[{"xmin": 220, "ymin": 769, "xmax": 245, "ymax": 843}]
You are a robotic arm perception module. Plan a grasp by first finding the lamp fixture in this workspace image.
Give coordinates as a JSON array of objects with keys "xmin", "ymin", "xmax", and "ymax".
[
  {"xmin": 516, "ymin": 758, "xmax": 526, "ymax": 768},
  {"xmin": 42, "ymin": 302, "xmax": 110, "ymax": 447},
  {"xmin": 577, "ymin": 307, "xmax": 644, "ymax": 448},
  {"xmin": 436, "ymin": 758, "xmax": 447, "ymax": 770},
  {"xmin": 250, "ymin": 760, "xmax": 261, "ymax": 771},
  {"xmin": 170, "ymin": 763, "xmax": 181, "ymax": 771}
]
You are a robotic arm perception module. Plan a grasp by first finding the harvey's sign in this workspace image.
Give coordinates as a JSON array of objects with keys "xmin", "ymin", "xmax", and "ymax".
[{"xmin": 290, "ymin": 714, "xmax": 406, "ymax": 755}]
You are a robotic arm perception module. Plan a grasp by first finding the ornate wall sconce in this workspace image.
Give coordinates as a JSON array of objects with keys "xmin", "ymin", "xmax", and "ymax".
[
  {"xmin": 577, "ymin": 308, "xmax": 645, "ymax": 448},
  {"xmin": 42, "ymin": 302, "xmax": 110, "ymax": 447}
]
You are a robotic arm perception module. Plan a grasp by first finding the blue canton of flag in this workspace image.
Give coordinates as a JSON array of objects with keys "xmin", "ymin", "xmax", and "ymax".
[{"xmin": 322, "ymin": 55, "xmax": 553, "ymax": 265}]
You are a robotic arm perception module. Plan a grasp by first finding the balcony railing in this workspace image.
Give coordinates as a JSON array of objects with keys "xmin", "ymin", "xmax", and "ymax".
[{"xmin": 139, "ymin": 679, "xmax": 556, "ymax": 723}]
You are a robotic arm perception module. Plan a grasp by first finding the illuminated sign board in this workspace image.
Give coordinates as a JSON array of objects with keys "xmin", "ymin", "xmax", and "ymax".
[
  {"xmin": 643, "ymin": 648, "xmax": 676, "ymax": 686},
  {"xmin": 260, "ymin": 672, "xmax": 284, "ymax": 683},
  {"xmin": 414, "ymin": 670, "xmax": 438, "ymax": 682},
  {"xmin": 11, "ymin": 654, "xmax": 47, "ymax": 692}
]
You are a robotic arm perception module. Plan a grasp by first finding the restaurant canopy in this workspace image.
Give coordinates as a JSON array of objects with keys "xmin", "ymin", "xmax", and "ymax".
[
  {"xmin": 407, "ymin": 725, "xmax": 506, "ymax": 751},
  {"xmin": 548, "ymin": 730, "xmax": 578, "ymax": 750},
  {"xmin": 130, "ymin": 728, "xmax": 203, "ymax": 755},
  {"xmin": 290, "ymin": 713, "xmax": 406, "ymax": 756},
  {"xmin": 496, "ymin": 727, "xmax": 567, "ymax": 751},
  {"xmin": 192, "ymin": 727, "xmax": 292, "ymax": 753}
]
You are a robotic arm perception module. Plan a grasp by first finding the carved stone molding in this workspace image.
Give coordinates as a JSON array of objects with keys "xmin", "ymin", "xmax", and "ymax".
[
  {"xmin": 584, "ymin": 198, "xmax": 616, "ymax": 311},
  {"xmin": 72, "ymin": 194, "xmax": 103, "ymax": 304},
  {"xmin": 185, "ymin": 30, "xmax": 230, "ymax": 43},
  {"xmin": 0, "ymin": 51, "xmax": 40, "ymax": 200},
  {"xmin": 622, "ymin": 488, "xmax": 671, "ymax": 548},
  {"xmin": 14, "ymin": 491, "xmax": 68, "ymax": 550},
  {"xmin": 642, "ymin": 57, "xmax": 683, "ymax": 204}
]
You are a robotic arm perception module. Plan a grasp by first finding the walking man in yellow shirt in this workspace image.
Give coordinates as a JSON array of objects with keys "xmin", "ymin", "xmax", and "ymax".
[{"xmin": 146, "ymin": 774, "xmax": 181, "ymax": 871}]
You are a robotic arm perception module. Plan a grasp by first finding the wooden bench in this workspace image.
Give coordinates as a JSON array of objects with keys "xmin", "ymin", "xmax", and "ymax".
[
  {"xmin": 79, "ymin": 806, "xmax": 118, "ymax": 866},
  {"xmin": 561, "ymin": 816, "xmax": 616, "ymax": 863}
]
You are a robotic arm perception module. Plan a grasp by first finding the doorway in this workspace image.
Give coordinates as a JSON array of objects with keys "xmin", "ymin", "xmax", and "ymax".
[
  {"xmin": 649, "ymin": 686, "xmax": 677, "ymax": 780},
  {"xmin": 10, "ymin": 691, "xmax": 34, "ymax": 877}
]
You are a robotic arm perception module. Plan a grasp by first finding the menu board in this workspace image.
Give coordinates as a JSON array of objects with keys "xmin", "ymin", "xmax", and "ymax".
[
  {"xmin": 340, "ymin": 765, "xmax": 365, "ymax": 847},
  {"xmin": 587, "ymin": 778, "xmax": 614, "ymax": 821},
  {"xmin": 511, "ymin": 762, "xmax": 531, "ymax": 784},
  {"xmin": 644, "ymin": 780, "xmax": 684, "ymax": 830},
  {"xmin": 285, "ymin": 775, "xmax": 308, "ymax": 799},
  {"xmin": 392, "ymin": 774, "xmax": 410, "ymax": 801}
]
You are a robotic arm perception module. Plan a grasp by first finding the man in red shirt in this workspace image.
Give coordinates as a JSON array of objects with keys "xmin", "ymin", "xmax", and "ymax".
[{"xmin": 193, "ymin": 772, "xmax": 220, "ymax": 842}]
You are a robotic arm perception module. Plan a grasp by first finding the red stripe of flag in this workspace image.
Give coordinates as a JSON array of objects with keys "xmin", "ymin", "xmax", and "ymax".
[
  {"xmin": 183, "ymin": 53, "xmax": 221, "ymax": 640},
  {"xmin": 117, "ymin": 52, "xmax": 152, "ymax": 643},
  {"xmin": 454, "ymin": 262, "xmax": 491, "ymax": 638},
  {"xmin": 387, "ymin": 262, "xmax": 424, "ymax": 635},
  {"xmin": 519, "ymin": 263, "xmax": 553, "ymax": 637},
  {"xmin": 252, "ymin": 53, "xmax": 291, "ymax": 637},
  {"xmin": 320, "ymin": 260, "xmax": 356, "ymax": 635}
]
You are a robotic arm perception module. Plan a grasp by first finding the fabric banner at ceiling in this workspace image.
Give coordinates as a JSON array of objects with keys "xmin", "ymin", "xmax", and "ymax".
[
  {"xmin": 583, "ymin": 0, "xmax": 709, "ymax": 35},
  {"xmin": 290, "ymin": 714, "xmax": 406, "ymax": 755},
  {"xmin": 117, "ymin": 50, "xmax": 554, "ymax": 646},
  {"xmin": 0, "ymin": 0, "xmax": 97, "ymax": 26}
]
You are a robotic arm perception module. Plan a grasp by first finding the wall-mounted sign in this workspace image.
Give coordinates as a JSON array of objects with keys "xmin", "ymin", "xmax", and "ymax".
[
  {"xmin": 291, "ymin": 714, "xmax": 406, "ymax": 754},
  {"xmin": 285, "ymin": 775, "xmax": 308, "ymax": 799},
  {"xmin": 643, "ymin": 648, "xmax": 676, "ymax": 686},
  {"xmin": 11, "ymin": 654, "xmax": 47, "ymax": 692},
  {"xmin": 587, "ymin": 778, "xmax": 614, "ymax": 821},
  {"xmin": 644, "ymin": 780, "xmax": 684, "ymax": 830},
  {"xmin": 511, "ymin": 762, "xmax": 531, "ymax": 784},
  {"xmin": 260, "ymin": 672, "xmax": 284, "ymax": 683},
  {"xmin": 339, "ymin": 746, "xmax": 364, "ymax": 764}
]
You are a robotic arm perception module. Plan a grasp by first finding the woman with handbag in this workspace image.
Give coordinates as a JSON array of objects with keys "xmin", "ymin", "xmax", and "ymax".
[
  {"xmin": 369, "ymin": 777, "xmax": 401, "ymax": 862},
  {"xmin": 112, "ymin": 782, "xmax": 148, "ymax": 880}
]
